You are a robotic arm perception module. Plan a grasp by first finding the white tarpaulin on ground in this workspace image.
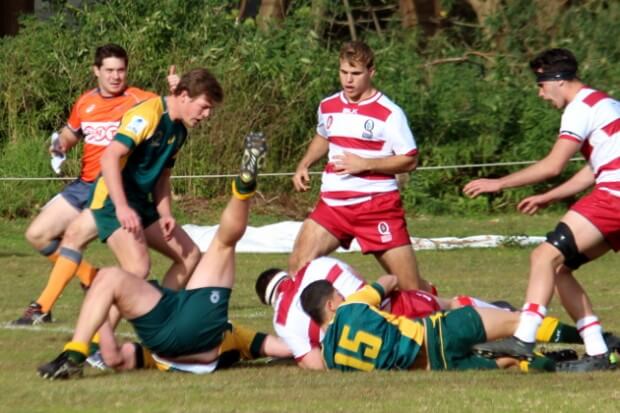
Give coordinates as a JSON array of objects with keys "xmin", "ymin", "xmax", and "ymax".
[{"xmin": 183, "ymin": 221, "xmax": 545, "ymax": 253}]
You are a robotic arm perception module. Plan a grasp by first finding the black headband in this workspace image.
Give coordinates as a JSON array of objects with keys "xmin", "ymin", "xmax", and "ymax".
[{"xmin": 535, "ymin": 70, "xmax": 576, "ymax": 83}]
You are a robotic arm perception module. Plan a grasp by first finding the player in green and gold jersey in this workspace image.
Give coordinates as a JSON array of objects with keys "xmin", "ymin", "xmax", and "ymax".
[{"xmin": 300, "ymin": 275, "xmax": 557, "ymax": 372}]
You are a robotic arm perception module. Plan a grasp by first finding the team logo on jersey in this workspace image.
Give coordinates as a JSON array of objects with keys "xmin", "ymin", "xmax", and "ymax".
[
  {"xmin": 149, "ymin": 131, "xmax": 164, "ymax": 147},
  {"xmin": 362, "ymin": 119, "xmax": 374, "ymax": 139},
  {"xmin": 377, "ymin": 221, "xmax": 392, "ymax": 243},
  {"xmin": 85, "ymin": 104, "xmax": 96, "ymax": 114},
  {"xmin": 125, "ymin": 116, "xmax": 148, "ymax": 135},
  {"xmin": 167, "ymin": 134, "xmax": 176, "ymax": 144},
  {"xmin": 210, "ymin": 290, "xmax": 220, "ymax": 304},
  {"xmin": 82, "ymin": 121, "xmax": 119, "ymax": 146},
  {"xmin": 326, "ymin": 115, "xmax": 333, "ymax": 130}
]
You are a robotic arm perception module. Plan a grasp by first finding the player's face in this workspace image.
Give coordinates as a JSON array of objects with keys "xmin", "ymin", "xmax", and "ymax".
[
  {"xmin": 537, "ymin": 80, "xmax": 567, "ymax": 109},
  {"xmin": 339, "ymin": 59, "xmax": 375, "ymax": 103},
  {"xmin": 93, "ymin": 57, "xmax": 127, "ymax": 97},
  {"xmin": 181, "ymin": 93, "xmax": 214, "ymax": 128}
]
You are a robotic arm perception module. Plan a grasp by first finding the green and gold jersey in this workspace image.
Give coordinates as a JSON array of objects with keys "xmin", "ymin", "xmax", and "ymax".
[
  {"xmin": 90, "ymin": 96, "xmax": 187, "ymax": 207},
  {"xmin": 322, "ymin": 283, "xmax": 425, "ymax": 372}
]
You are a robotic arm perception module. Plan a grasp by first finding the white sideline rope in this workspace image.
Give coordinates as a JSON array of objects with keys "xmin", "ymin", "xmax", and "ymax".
[{"xmin": 0, "ymin": 158, "xmax": 583, "ymax": 182}]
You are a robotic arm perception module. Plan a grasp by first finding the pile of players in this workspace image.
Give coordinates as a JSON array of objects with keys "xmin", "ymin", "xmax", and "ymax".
[{"xmin": 15, "ymin": 41, "xmax": 620, "ymax": 379}]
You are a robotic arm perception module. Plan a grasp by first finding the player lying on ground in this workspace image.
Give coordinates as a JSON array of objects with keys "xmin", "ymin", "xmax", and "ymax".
[
  {"xmin": 37, "ymin": 132, "xmax": 291, "ymax": 379},
  {"xmin": 255, "ymin": 256, "xmax": 612, "ymax": 369},
  {"xmin": 300, "ymin": 276, "xmax": 561, "ymax": 372}
]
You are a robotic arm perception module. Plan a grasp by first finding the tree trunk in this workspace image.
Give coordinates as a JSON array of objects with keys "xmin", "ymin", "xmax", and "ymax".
[
  {"xmin": 466, "ymin": 0, "xmax": 500, "ymax": 26},
  {"xmin": 257, "ymin": 0, "xmax": 288, "ymax": 31},
  {"xmin": 0, "ymin": 0, "xmax": 34, "ymax": 37}
]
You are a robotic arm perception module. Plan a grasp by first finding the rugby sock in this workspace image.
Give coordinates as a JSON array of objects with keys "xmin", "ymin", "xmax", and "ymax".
[
  {"xmin": 88, "ymin": 333, "xmax": 101, "ymax": 355},
  {"xmin": 63, "ymin": 341, "xmax": 88, "ymax": 364},
  {"xmin": 231, "ymin": 178, "xmax": 256, "ymax": 200},
  {"xmin": 40, "ymin": 239, "xmax": 60, "ymax": 259},
  {"xmin": 514, "ymin": 303, "xmax": 546, "ymax": 343},
  {"xmin": 36, "ymin": 247, "xmax": 82, "ymax": 313},
  {"xmin": 75, "ymin": 261, "xmax": 98, "ymax": 287},
  {"xmin": 577, "ymin": 316, "xmax": 608, "ymax": 356},
  {"xmin": 536, "ymin": 316, "xmax": 581, "ymax": 343},
  {"xmin": 133, "ymin": 343, "xmax": 157, "ymax": 370}
]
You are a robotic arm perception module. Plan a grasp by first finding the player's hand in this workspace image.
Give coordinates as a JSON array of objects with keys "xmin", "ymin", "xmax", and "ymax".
[
  {"xmin": 332, "ymin": 152, "xmax": 368, "ymax": 175},
  {"xmin": 463, "ymin": 178, "xmax": 502, "ymax": 198},
  {"xmin": 517, "ymin": 194, "xmax": 550, "ymax": 215},
  {"xmin": 167, "ymin": 65, "xmax": 180, "ymax": 93},
  {"xmin": 116, "ymin": 205, "xmax": 143, "ymax": 235},
  {"xmin": 48, "ymin": 131, "xmax": 66, "ymax": 155},
  {"xmin": 292, "ymin": 166, "xmax": 311, "ymax": 192},
  {"xmin": 159, "ymin": 215, "xmax": 176, "ymax": 241}
]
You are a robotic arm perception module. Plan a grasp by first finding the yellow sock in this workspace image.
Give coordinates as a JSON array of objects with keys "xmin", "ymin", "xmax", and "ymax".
[
  {"xmin": 536, "ymin": 316, "xmax": 560, "ymax": 343},
  {"xmin": 75, "ymin": 260, "xmax": 98, "ymax": 287},
  {"xmin": 63, "ymin": 341, "xmax": 89, "ymax": 357},
  {"xmin": 231, "ymin": 180, "xmax": 255, "ymax": 200},
  {"xmin": 36, "ymin": 254, "xmax": 80, "ymax": 313}
]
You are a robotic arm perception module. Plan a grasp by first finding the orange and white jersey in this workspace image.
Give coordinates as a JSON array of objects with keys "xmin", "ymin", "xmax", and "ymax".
[
  {"xmin": 316, "ymin": 91, "xmax": 418, "ymax": 206},
  {"xmin": 66, "ymin": 87, "xmax": 156, "ymax": 182},
  {"xmin": 272, "ymin": 257, "xmax": 366, "ymax": 360},
  {"xmin": 559, "ymin": 87, "xmax": 620, "ymax": 196}
]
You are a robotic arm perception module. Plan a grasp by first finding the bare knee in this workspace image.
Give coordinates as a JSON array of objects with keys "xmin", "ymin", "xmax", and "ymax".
[{"xmin": 530, "ymin": 243, "xmax": 564, "ymax": 271}]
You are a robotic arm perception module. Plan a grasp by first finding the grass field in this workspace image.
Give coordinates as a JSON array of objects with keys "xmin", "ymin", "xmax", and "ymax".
[{"xmin": 2, "ymin": 213, "xmax": 620, "ymax": 412}]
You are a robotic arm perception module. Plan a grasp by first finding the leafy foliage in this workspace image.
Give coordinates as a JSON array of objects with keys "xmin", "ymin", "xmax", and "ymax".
[{"xmin": 0, "ymin": 0, "xmax": 618, "ymax": 217}]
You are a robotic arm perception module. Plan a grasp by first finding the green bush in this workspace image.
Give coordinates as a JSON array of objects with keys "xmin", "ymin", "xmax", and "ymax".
[{"xmin": 0, "ymin": 0, "xmax": 618, "ymax": 217}]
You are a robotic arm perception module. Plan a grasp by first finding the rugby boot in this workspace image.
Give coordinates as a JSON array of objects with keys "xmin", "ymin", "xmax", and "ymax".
[
  {"xmin": 38, "ymin": 351, "xmax": 84, "ymax": 380},
  {"xmin": 240, "ymin": 131, "xmax": 267, "ymax": 184},
  {"xmin": 473, "ymin": 336, "xmax": 535, "ymax": 361},
  {"xmin": 603, "ymin": 332, "xmax": 620, "ymax": 354},
  {"xmin": 556, "ymin": 352, "xmax": 618, "ymax": 372},
  {"xmin": 540, "ymin": 348, "xmax": 578, "ymax": 363},
  {"xmin": 12, "ymin": 302, "xmax": 52, "ymax": 325}
]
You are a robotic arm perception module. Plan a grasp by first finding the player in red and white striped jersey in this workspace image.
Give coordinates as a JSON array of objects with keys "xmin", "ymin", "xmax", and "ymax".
[
  {"xmin": 464, "ymin": 48, "xmax": 620, "ymax": 371},
  {"xmin": 290, "ymin": 40, "xmax": 433, "ymax": 294},
  {"xmin": 256, "ymin": 256, "xmax": 593, "ymax": 370}
]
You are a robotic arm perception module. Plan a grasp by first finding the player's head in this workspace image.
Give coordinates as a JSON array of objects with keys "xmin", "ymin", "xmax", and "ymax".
[
  {"xmin": 255, "ymin": 268, "xmax": 288, "ymax": 307},
  {"xmin": 173, "ymin": 68, "xmax": 224, "ymax": 127},
  {"xmin": 338, "ymin": 41, "xmax": 375, "ymax": 102},
  {"xmin": 93, "ymin": 43, "xmax": 129, "ymax": 97},
  {"xmin": 300, "ymin": 280, "xmax": 342, "ymax": 326},
  {"xmin": 529, "ymin": 48, "xmax": 579, "ymax": 109}
]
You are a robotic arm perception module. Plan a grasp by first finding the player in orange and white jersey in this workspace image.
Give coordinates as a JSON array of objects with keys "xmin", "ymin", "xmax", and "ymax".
[{"xmin": 290, "ymin": 40, "xmax": 433, "ymax": 294}]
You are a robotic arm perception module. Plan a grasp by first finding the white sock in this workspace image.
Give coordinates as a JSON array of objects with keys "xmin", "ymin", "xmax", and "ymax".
[
  {"xmin": 513, "ymin": 303, "xmax": 547, "ymax": 343},
  {"xmin": 577, "ymin": 316, "xmax": 608, "ymax": 356}
]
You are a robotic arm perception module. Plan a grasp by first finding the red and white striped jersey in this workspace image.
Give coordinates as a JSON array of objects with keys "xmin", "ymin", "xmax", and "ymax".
[
  {"xmin": 272, "ymin": 257, "xmax": 365, "ymax": 360},
  {"xmin": 559, "ymin": 87, "xmax": 620, "ymax": 196},
  {"xmin": 316, "ymin": 91, "xmax": 418, "ymax": 206}
]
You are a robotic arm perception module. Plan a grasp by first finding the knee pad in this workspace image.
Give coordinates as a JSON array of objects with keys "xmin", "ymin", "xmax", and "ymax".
[{"xmin": 545, "ymin": 222, "xmax": 589, "ymax": 270}]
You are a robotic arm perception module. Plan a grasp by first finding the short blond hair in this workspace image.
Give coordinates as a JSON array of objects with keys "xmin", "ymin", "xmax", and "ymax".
[{"xmin": 339, "ymin": 41, "xmax": 374, "ymax": 69}]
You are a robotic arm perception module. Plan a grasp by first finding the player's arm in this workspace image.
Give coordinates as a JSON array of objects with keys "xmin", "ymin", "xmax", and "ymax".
[
  {"xmin": 332, "ymin": 152, "xmax": 417, "ymax": 175},
  {"xmin": 100, "ymin": 141, "xmax": 142, "ymax": 234},
  {"xmin": 517, "ymin": 165, "xmax": 595, "ymax": 215},
  {"xmin": 259, "ymin": 335, "xmax": 293, "ymax": 359},
  {"xmin": 463, "ymin": 138, "xmax": 581, "ymax": 197},
  {"xmin": 53, "ymin": 126, "xmax": 81, "ymax": 154},
  {"xmin": 292, "ymin": 134, "xmax": 329, "ymax": 192},
  {"xmin": 297, "ymin": 348, "xmax": 326, "ymax": 370},
  {"xmin": 152, "ymin": 168, "xmax": 176, "ymax": 239}
]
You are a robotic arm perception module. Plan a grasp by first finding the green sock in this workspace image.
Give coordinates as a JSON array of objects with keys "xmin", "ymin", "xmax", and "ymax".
[
  {"xmin": 552, "ymin": 322, "xmax": 582, "ymax": 344},
  {"xmin": 234, "ymin": 176, "xmax": 256, "ymax": 194},
  {"xmin": 89, "ymin": 341, "xmax": 100, "ymax": 356},
  {"xmin": 66, "ymin": 350, "xmax": 87, "ymax": 364}
]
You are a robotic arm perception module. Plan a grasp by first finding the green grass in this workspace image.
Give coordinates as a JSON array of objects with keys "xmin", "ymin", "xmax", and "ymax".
[{"xmin": 1, "ymin": 214, "xmax": 620, "ymax": 412}]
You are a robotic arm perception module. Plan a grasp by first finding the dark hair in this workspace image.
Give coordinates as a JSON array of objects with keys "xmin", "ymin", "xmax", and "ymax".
[
  {"xmin": 174, "ymin": 68, "xmax": 224, "ymax": 104},
  {"xmin": 300, "ymin": 280, "xmax": 336, "ymax": 325},
  {"xmin": 339, "ymin": 40, "xmax": 374, "ymax": 69},
  {"xmin": 94, "ymin": 43, "xmax": 128, "ymax": 68},
  {"xmin": 255, "ymin": 268, "xmax": 282, "ymax": 305},
  {"xmin": 529, "ymin": 48, "xmax": 578, "ymax": 77}
]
